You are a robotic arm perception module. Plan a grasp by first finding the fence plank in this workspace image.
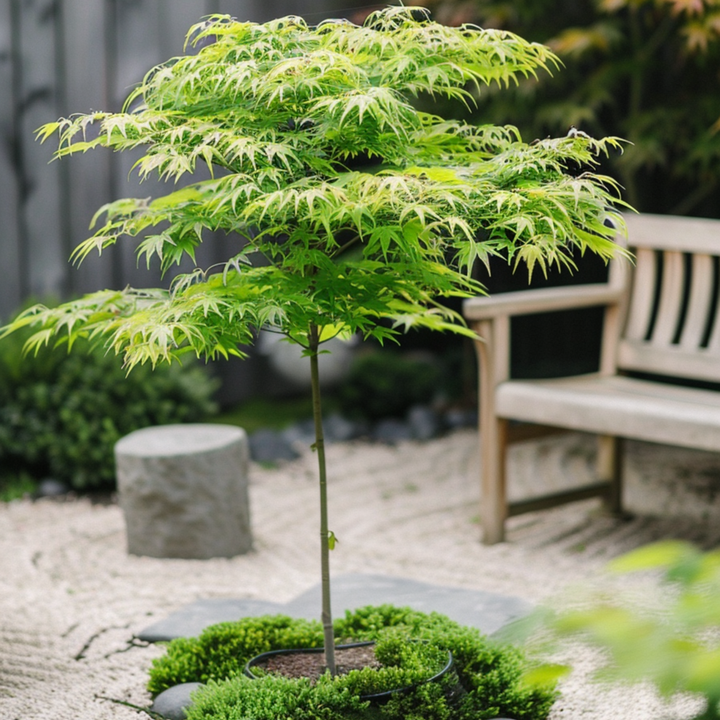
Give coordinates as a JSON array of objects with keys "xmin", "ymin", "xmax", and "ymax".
[
  {"xmin": 113, "ymin": 0, "xmax": 166, "ymax": 290},
  {"xmin": 60, "ymin": 0, "xmax": 116, "ymax": 296},
  {"xmin": 158, "ymin": 0, "xmax": 208, "ymax": 60},
  {"xmin": 17, "ymin": 0, "xmax": 67, "ymax": 301},
  {"xmin": 220, "ymin": 1, "xmax": 354, "ymax": 23},
  {"xmin": 0, "ymin": 0, "xmax": 22, "ymax": 318}
]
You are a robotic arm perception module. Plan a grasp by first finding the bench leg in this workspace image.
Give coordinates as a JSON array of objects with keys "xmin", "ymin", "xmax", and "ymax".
[
  {"xmin": 597, "ymin": 434, "xmax": 623, "ymax": 515},
  {"xmin": 474, "ymin": 318, "xmax": 511, "ymax": 545},
  {"xmin": 480, "ymin": 417, "xmax": 509, "ymax": 544}
]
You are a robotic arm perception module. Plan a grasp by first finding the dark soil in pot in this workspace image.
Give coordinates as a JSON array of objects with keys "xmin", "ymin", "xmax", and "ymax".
[
  {"xmin": 245, "ymin": 640, "xmax": 459, "ymax": 704},
  {"xmin": 248, "ymin": 642, "xmax": 381, "ymax": 682}
]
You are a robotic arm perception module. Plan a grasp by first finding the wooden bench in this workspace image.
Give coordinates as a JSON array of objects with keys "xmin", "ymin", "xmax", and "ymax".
[{"xmin": 463, "ymin": 213, "xmax": 720, "ymax": 544}]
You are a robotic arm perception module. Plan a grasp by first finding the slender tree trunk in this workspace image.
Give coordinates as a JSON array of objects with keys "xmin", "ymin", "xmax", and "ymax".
[{"xmin": 308, "ymin": 323, "xmax": 336, "ymax": 676}]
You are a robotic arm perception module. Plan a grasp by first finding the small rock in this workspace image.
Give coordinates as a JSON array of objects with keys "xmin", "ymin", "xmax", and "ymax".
[
  {"xmin": 281, "ymin": 419, "xmax": 316, "ymax": 447},
  {"xmin": 282, "ymin": 414, "xmax": 366, "ymax": 447},
  {"xmin": 372, "ymin": 418, "xmax": 413, "ymax": 445},
  {"xmin": 151, "ymin": 682, "xmax": 204, "ymax": 720},
  {"xmin": 407, "ymin": 405, "xmax": 442, "ymax": 441},
  {"xmin": 324, "ymin": 413, "xmax": 364, "ymax": 442},
  {"xmin": 36, "ymin": 478, "xmax": 70, "ymax": 498},
  {"xmin": 444, "ymin": 408, "xmax": 478, "ymax": 430},
  {"xmin": 249, "ymin": 429, "xmax": 300, "ymax": 462}
]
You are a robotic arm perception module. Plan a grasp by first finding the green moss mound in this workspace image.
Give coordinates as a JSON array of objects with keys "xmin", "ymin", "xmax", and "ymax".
[{"xmin": 148, "ymin": 605, "xmax": 556, "ymax": 720}]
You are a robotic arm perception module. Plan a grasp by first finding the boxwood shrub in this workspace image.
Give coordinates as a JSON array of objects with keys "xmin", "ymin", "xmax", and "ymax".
[
  {"xmin": 148, "ymin": 605, "xmax": 556, "ymax": 720},
  {"xmin": 0, "ymin": 322, "xmax": 219, "ymax": 492}
]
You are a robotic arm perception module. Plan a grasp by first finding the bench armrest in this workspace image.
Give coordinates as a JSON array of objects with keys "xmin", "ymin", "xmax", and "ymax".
[{"xmin": 463, "ymin": 283, "xmax": 625, "ymax": 321}]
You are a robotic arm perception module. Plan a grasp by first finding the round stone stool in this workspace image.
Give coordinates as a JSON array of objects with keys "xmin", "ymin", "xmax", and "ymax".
[{"xmin": 115, "ymin": 424, "xmax": 252, "ymax": 559}]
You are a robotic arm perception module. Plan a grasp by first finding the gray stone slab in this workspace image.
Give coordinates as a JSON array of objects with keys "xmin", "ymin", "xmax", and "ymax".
[
  {"xmin": 137, "ymin": 574, "xmax": 531, "ymax": 642},
  {"xmin": 138, "ymin": 598, "xmax": 286, "ymax": 642},
  {"xmin": 284, "ymin": 574, "xmax": 531, "ymax": 636}
]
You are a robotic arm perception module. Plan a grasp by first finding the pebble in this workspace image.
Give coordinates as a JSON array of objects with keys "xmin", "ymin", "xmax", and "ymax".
[
  {"xmin": 248, "ymin": 407, "xmax": 464, "ymax": 461},
  {"xmin": 249, "ymin": 429, "xmax": 300, "ymax": 462},
  {"xmin": 151, "ymin": 682, "xmax": 204, "ymax": 720},
  {"xmin": 372, "ymin": 418, "xmax": 414, "ymax": 445},
  {"xmin": 35, "ymin": 478, "xmax": 70, "ymax": 498},
  {"xmin": 407, "ymin": 405, "xmax": 442, "ymax": 441}
]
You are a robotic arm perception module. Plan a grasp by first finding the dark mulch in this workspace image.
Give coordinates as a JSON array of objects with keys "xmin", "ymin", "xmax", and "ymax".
[{"xmin": 256, "ymin": 644, "xmax": 380, "ymax": 682}]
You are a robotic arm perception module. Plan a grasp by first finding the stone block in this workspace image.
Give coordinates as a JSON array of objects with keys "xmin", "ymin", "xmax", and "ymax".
[{"xmin": 115, "ymin": 424, "xmax": 252, "ymax": 559}]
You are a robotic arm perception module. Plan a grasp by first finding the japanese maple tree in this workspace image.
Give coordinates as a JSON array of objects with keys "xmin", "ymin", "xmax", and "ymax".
[{"xmin": 3, "ymin": 6, "xmax": 628, "ymax": 673}]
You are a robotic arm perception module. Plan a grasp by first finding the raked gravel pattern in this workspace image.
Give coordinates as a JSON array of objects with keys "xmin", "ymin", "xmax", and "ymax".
[{"xmin": 3, "ymin": 428, "xmax": 720, "ymax": 719}]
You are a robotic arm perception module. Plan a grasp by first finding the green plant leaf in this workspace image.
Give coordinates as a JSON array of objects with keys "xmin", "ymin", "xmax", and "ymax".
[
  {"xmin": 522, "ymin": 663, "xmax": 571, "ymax": 688},
  {"xmin": 608, "ymin": 540, "xmax": 696, "ymax": 574}
]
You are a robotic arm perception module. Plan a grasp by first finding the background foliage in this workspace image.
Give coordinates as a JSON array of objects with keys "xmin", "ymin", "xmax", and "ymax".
[
  {"xmin": 0, "ymin": 316, "xmax": 218, "ymax": 492},
  {"xmin": 336, "ymin": 350, "xmax": 442, "ymax": 421},
  {"xmin": 418, "ymin": 0, "xmax": 720, "ymax": 218},
  {"xmin": 518, "ymin": 541, "xmax": 720, "ymax": 720}
]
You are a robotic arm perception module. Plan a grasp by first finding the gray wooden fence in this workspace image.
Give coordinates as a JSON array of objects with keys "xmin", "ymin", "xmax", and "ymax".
[{"xmin": 0, "ymin": 0, "xmax": 372, "ymax": 321}]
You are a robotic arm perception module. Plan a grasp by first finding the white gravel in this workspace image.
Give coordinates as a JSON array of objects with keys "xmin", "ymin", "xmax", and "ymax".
[{"xmin": 2, "ymin": 428, "xmax": 720, "ymax": 720}]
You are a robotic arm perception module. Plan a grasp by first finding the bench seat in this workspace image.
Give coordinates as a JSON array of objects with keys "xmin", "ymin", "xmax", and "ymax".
[{"xmin": 497, "ymin": 375, "xmax": 720, "ymax": 454}]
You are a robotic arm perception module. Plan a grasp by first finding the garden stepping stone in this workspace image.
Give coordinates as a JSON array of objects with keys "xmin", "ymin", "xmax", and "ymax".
[
  {"xmin": 139, "ymin": 598, "xmax": 286, "ymax": 643},
  {"xmin": 137, "ymin": 573, "xmax": 531, "ymax": 643}
]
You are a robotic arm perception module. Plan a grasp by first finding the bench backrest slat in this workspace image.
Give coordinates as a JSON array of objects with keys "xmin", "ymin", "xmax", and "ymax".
[
  {"xmin": 681, "ymin": 254, "xmax": 714, "ymax": 350},
  {"xmin": 615, "ymin": 213, "xmax": 720, "ymax": 383},
  {"xmin": 707, "ymin": 295, "xmax": 720, "ymax": 353},
  {"xmin": 650, "ymin": 250, "xmax": 684, "ymax": 347},
  {"xmin": 623, "ymin": 246, "xmax": 657, "ymax": 342}
]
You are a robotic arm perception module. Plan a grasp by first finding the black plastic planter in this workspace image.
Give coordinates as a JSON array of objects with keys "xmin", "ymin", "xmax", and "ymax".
[{"xmin": 244, "ymin": 640, "xmax": 458, "ymax": 703}]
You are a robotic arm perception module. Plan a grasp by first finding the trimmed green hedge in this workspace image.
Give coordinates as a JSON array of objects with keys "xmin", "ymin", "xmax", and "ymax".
[
  {"xmin": 148, "ymin": 605, "xmax": 556, "ymax": 720},
  {"xmin": 0, "ymin": 326, "xmax": 218, "ymax": 491}
]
